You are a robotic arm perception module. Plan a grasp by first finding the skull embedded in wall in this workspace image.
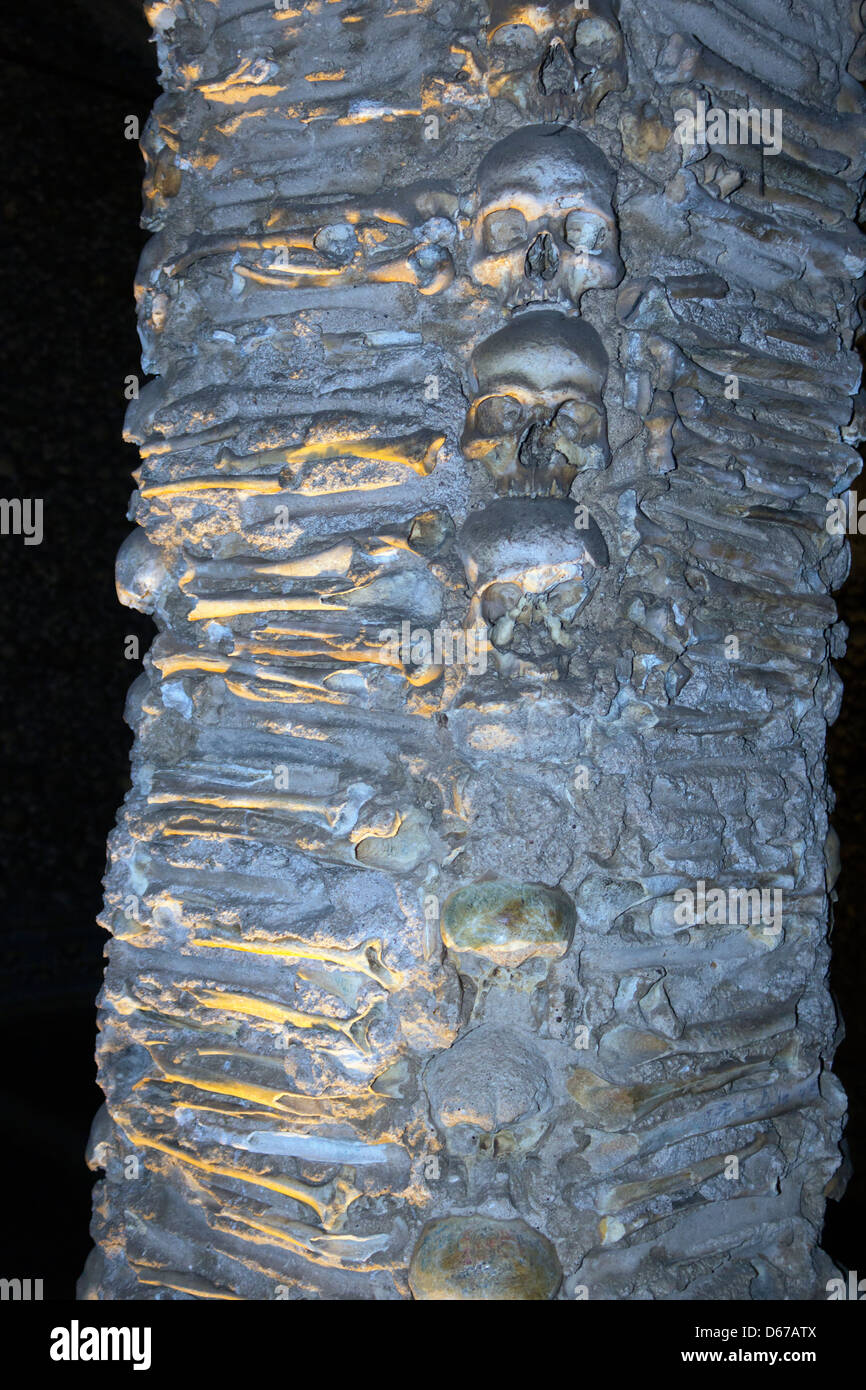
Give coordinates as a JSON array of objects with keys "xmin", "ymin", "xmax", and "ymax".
[
  {"xmin": 423, "ymin": 1025, "xmax": 552, "ymax": 1168},
  {"xmin": 458, "ymin": 497, "xmax": 609, "ymax": 675},
  {"xmin": 469, "ymin": 125, "xmax": 622, "ymax": 309},
  {"xmin": 462, "ymin": 310, "xmax": 609, "ymax": 497},
  {"xmin": 486, "ymin": 0, "xmax": 626, "ymax": 120}
]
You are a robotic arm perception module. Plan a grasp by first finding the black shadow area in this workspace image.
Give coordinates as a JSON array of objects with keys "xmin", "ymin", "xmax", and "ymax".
[{"xmin": 0, "ymin": 0, "xmax": 157, "ymax": 1299}]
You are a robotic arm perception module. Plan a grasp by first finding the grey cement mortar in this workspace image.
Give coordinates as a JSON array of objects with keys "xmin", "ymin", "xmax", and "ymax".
[{"xmin": 81, "ymin": 0, "xmax": 864, "ymax": 1300}]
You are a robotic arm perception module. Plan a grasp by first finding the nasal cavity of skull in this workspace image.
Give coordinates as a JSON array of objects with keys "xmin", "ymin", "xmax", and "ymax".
[
  {"xmin": 525, "ymin": 231, "xmax": 559, "ymax": 281},
  {"xmin": 518, "ymin": 420, "xmax": 567, "ymax": 473},
  {"xmin": 539, "ymin": 38, "xmax": 574, "ymax": 95}
]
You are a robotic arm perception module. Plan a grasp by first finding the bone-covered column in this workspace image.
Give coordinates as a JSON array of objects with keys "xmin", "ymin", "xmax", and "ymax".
[{"xmin": 82, "ymin": 0, "xmax": 862, "ymax": 1301}]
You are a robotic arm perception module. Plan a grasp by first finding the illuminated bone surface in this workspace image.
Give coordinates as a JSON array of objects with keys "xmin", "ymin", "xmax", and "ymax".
[{"xmin": 82, "ymin": 0, "xmax": 860, "ymax": 1301}]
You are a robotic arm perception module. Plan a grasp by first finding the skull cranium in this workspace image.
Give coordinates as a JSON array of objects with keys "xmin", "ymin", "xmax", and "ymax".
[
  {"xmin": 457, "ymin": 497, "xmax": 609, "ymax": 675},
  {"xmin": 423, "ymin": 1025, "xmax": 552, "ymax": 1161},
  {"xmin": 469, "ymin": 124, "xmax": 622, "ymax": 309},
  {"xmin": 487, "ymin": 0, "xmax": 626, "ymax": 121},
  {"xmin": 462, "ymin": 310, "xmax": 609, "ymax": 497}
]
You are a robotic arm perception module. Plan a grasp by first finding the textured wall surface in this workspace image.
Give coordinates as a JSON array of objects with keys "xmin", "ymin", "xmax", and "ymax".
[{"xmin": 81, "ymin": 0, "xmax": 866, "ymax": 1300}]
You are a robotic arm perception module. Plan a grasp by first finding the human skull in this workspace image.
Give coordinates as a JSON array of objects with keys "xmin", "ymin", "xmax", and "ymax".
[
  {"xmin": 462, "ymin": 310, "xmax": 609, "ymax": 497},
  {"xmin": 423, "ymin": 1025, "xmax": 552, "ymax": 1161},
  {"xmin": 487, "ymin": 0, "xmax": 626, "ymax": 121},
  {"xmin": 116, "ymin": 530, "xmax": 168, "ymax": 615},
  {"xmin": 469, "ymin": 125, "xmax": 622, "ymax": 309},
  {"xmin": 457, "ymin": 497, "xmax": 609, "ymax": 675}
]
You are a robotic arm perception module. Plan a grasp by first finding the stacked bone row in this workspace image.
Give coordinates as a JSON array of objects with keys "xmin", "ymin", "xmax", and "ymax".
[{"xmin": 82, "ymin": 0, "xmax": 863, "ymax": 1301}]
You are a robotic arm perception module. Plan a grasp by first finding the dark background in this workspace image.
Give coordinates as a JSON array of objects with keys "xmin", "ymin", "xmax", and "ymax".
[{"xmin": 0, "ymin": 0, "xmax": 863, "ymax": 1301}]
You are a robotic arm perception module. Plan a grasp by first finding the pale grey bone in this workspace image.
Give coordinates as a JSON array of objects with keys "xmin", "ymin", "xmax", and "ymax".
[
  {"xmin": 598, "ymin": 1004, "xmax": 797, "ymax": 1064},
  {"xmin": 165, "ymin": 190, "xmax": 457, "ymax": 297},
  {"xmin": 568, "ymin": 1053, "xmax": 789, "ymax": 1131},
  {"xmin": 423, "ymin": 1024, "xmax": 552, "ymax": 1158},
  {"xmin": 597, "ymin": 1134, "xmax": 768, "ymax": 1220},
  {"xmin": 578, "ymin": 1072, "xmax": 821, "ymax": 1176},
  {"xmin": 84, "ymin": 0, "xmax": 856, "ymax": 1301},
  {"xmin": 469, "ymin": 125, "xmax": 623, "ymax": 309},
  {"xmin": 116, "ymin": 530, "xmax": 169, "ymax": 616},
  {"xmin": 656, "ymin": 31, "xmax": 866, "ymax": 179},
  {"xmin": 462, "ymin": 310, "xmax": 610, "ymax": 496}
]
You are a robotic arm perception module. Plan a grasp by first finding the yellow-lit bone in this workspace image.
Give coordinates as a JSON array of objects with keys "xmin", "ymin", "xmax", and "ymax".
[
  {"xmin": 191, "ymin": 930, "xmax": 402, "ymax": 990},
  {"xmin": 189, "ymin": 987, "xmax": 383, "ymax": 1054},
  {"xmin": 214, "ymin": 429, "xmax": 444, "ymax": 477}
]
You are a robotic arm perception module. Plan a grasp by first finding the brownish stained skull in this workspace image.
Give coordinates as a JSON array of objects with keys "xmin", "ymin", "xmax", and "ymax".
[
  {"xmin": 469, "ymin": 125, "xmax": 623, "ymax": 309},
  {"xmin": 486, "ymin": 0, "xmax": 626, "ymax": 121},
  {"xmin": 462, "ymin": 310, "xmax": 609, "ymax": 497}
]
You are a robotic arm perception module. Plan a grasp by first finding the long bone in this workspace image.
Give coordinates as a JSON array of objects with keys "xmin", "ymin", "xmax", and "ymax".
[
  {"xmin": 108, "ymin": 971, "xmax": 388, "ymax": 1060},
  {"xmin": 188, "ymin": 927, "xmax": 403, "ymax": 991},
  {"xmin": 128, "ymin": 800, "xmax": 433, "ymax": 876},
  {"xmin": 579, "ymin": 1071, "xmax": 820, "ymax": 1176},
  {"xmin": 112, "ymin": 1122, "xmax": 362, "ymax": 1231},
  {"xmin": 598, "ymin": 1176, "xmax": 774, "ymax": 1248},
  {"xmin": 154, "ymin": 643, "xmax": 441, "ymax": 695},
  {"xmin": 138, "ymin": 1068, "xmax": 385, "ymax": 1123},
  {"xmin": 131, "ymin": 1267, "xmax": 242, "ymax": 1300},
  {"xmin": 597, "ymin": 1005, "xmax": 796, "ymax": 1071},
  {"xmin": 598, "ymin": 1135, "xmax": 768, "ymax": 1221},
  {"xmin": 657, "ymin": 33, "xmax": 866, "ymax": 179},
  {"xmin": 140, "ymin": 1040, "xmax": 395, "ymax": 1115},
  {"xmin": 147, "ymin": 779, "xmax": 373, "ymax": 836},
  {"xmin": 209, "ymin": 1209, "xmax": 400, "ymax": 1271},
  {"xmin": 185, "ymin": 562, "xmax": 445, "ymax": 623},
  {"xmin": 567, "ymin": 1056, "xmax": 780, "ymax": 1131},
  {"xmin": 212, "ymin": 428, "xmax": 444, "ymax": 478},
  {"xmin": 180, "ymin": 1114, "xmax": 408, "ymax": 1172},
  {"xmin": 165, "ymin": 198, "xmax": 455, "ymax": 295},
  {"xmin": 186, "ymin": 986, "xmax": 385, "ymax": 1056}
]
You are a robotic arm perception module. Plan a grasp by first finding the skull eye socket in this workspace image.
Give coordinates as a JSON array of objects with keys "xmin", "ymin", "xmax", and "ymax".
[
  {"xmin": 474, "ymin": 394, "xmax": 525, "ymax": 436},
  {"xmin": 564, "ymin": 209, "xmax": 609, "ymax": 253},
  {"xmin": 489, "ymin": 23, "xmax": 538, "ymax": 61},
  {"xmin": 555, "ymin": 399, "xmax": 601, "ymax": 442},
  {"xmin": 483, "ymin": 209, "xmax": 528, "ymax": 254},
  {"xmin": 481, "ymin": 582, "xmax": 523, "ymax": 622},
  {"xmin": 546, "ymin": 577, "xmax": 587, "ymax": 619}
]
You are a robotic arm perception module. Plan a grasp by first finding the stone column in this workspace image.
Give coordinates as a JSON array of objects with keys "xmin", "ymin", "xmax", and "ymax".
[{"xmin": 81, "ymin": 0, "xmax": 863, "ymax": 1300}]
